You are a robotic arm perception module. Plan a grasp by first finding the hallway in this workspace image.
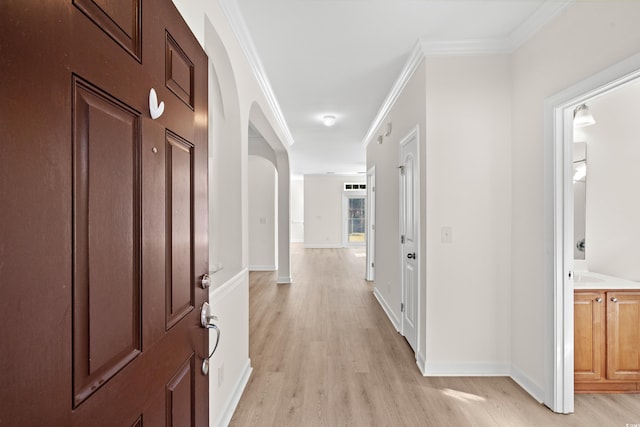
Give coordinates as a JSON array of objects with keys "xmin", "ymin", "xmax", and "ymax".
[{"xmin": 230, "ymin": 246, "xmax": 640, "ymax": 426}]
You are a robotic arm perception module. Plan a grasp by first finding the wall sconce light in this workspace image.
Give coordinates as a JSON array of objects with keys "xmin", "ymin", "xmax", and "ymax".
[
  {"xmin": 322, "ymin": 115, "xmax": 336, "ymax": 127},
  {"xmin": 573, "ymin": 104, "xmax": 595, "ymax": 127},
  {"xmin": 377, "ymin": 135, "xmax": 383, "ymax": 144},
  {"xmin": 385, "ymin": 122, "xmax": 392, "ymax": 137}
]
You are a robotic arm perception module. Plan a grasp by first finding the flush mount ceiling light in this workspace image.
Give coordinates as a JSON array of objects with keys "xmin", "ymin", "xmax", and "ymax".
[
  {"xmin": 322, "ymin": 115, "xmax": 336, "ymax": 127},
  {"xmin": 573, "ymin": 104, "xmax": 595, "ymax": 127}
]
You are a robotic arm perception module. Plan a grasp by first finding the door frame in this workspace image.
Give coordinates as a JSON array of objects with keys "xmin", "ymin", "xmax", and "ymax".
[
  {"xmin": 398, "ymin": 126, "xmax": 420, "ymax": 356},
  {"xmin": 544, "ymin": 52, "xmax": 640, "ymax": 414},
  {"xmin": 366, "ymin": 166, "xmax": 376, "ymax": 281},
  {"xmin": 343, "ymin": 191, "xmax": 366, "ymax": 247}
]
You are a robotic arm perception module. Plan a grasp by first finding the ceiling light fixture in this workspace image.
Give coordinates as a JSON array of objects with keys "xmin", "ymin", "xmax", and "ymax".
[
  {"xmin": 322, "ymin": 115, "xmax": 336, "ymax": 127},
  {"xmin": 573, "ymin": 104, "xmax": 595, "ymax": 127}
]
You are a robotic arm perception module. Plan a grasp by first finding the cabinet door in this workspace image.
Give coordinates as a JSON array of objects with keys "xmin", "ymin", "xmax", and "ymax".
[
  {"xmin": 607, "ymin": 292, "xmax": 640, "ymax": 381},
  {"xmin": 575, "ymin": 291, "xmax": 605, "ymax": 382}
]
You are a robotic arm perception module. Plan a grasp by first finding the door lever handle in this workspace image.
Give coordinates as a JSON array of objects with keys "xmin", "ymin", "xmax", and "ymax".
[
  {"xmin": 200, "ymin": 302, "xmax": 218, "ymax": 328},
  {"xmin": 407, "ymin": 253, "xmax": 416, "ymax": 259},
  {"xmin": 200, "ymin": 302, "xmax": 221, "ymax": 375}
]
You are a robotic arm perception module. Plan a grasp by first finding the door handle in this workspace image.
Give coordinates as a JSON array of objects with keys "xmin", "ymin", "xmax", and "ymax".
[
  {"xmin": 200, "ymin": 301, "xmax": 217, "ymax": 327},
  {"xmin": 200, "ymin": 302, "xmax": 221, "ymax": 375},
  {"xmin": 407, "ymin": 253, "xmax": 415, "ymax": 259}
]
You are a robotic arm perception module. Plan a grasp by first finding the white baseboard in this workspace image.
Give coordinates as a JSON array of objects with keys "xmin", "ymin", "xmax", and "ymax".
[
  {"xmin": 248, "ymin": 265, "xmax": 277, "ymax": 271},
  {"xmin": 510, "ymin": 364, "xmax": 544, "ymax": 403},
  {"xmin": 418, "ymin": 360, "xmax": 544, "ymax": 404},
  {"xmin": 214, "ymin": 359, "xmax": 253, "ymax": 427},
  {"xmin": 277, "ymin": 275, "xmax": 292, "ymax": 284},
  {"xmin": 416, "ymin": 352, "xmax": 427, "ymax": 375},
  {"xmin": 423, "ymin": 362, "xmax": 511, "ymax": 377},
  {"xmin": 372, "ymin": 288, "xmax": 400, "ymax": 332}
]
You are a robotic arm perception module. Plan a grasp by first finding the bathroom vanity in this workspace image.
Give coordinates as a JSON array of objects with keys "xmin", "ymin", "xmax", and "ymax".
[{"xmin": 574, "ymin": 272, "xmax": 640, "ymax": 393}]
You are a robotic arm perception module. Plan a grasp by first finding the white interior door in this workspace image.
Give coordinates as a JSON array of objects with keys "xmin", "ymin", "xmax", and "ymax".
[{"xmin": 400, "ymin": 132, "xmax": 418, "ymax": 352}]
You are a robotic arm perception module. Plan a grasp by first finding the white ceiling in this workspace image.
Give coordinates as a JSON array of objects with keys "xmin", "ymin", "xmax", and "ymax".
[{"xmin": 233, "ymin": 0, "xmax": 571, "ymax": 176}]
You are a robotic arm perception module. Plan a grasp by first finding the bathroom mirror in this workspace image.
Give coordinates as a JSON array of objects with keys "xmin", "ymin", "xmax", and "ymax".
[{"xmin": 573, "ymin": 141, "xmax": 586, "ymax": 260}]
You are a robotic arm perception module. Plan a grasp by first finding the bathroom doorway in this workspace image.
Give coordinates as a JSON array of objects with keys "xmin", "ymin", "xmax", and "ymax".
[{"xmin": 546, "ymin": 53, "xmax": 640, "ymax": 414}]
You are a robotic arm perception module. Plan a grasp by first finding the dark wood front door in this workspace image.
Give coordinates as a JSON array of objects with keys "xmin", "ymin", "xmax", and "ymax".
[{"xmin": 0, "ymin": 1, "xmax": 209, "ymax": 425}]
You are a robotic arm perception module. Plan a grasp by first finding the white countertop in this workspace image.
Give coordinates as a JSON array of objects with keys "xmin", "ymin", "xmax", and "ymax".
[{"xmin": 573, "ymin": 271, "xmax": 640, "ymax": 290}]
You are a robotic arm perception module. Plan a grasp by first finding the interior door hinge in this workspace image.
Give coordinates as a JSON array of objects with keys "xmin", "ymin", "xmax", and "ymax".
[
  {"xmin": 401, "ymin": 302, "xmax": 404, "ymax": 312},
  {"xmin": 371, "ymin": 262, "xmax": 374, "ymax": 268},
  {"xmin": 401, "ymin": 235, "xmax": 405, "ymax": 244}
]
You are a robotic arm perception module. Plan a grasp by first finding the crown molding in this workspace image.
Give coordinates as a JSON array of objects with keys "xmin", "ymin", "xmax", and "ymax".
[
  {"xmin": 218, "ymin": 0, "xmax": 295, "ymax": 148},
  {"xmin": 421, "ymin": 38, "xmax": 513, "ymax": 55},
  {"xmin": 509, "ymin": 0, "xmax": 573, "ymax": 50},
  {"xmin": 421, "ymin": 0, "xmax": 573, "ymax": 55},
  {"xmin": 362, "ymin": 41, "xmax": 425, "ymax": 148},
  {"xmin": 362, "ymin": 0, "xmax": 573, "ymax": 147}
]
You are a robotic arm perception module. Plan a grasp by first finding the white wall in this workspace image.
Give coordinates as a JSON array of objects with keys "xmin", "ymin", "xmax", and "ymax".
[
  {"xmin": 366, "ymin": 54, "xmax": 512, "ymax": 376},
  {"xmin": 208, "ymin": 272, "xmax": 250, "ymax": 427},
  {"xmin": 290, "ymin": 177, "xmax": 304, "ymax": 243},
  {"xmin": 511, "ymin": 1, "xmax": 640, "ymax": 400},
  {"xmin": 424, "ymin": 55, "xmax": 512, "ymax": 374},
  {"xmin": 303, "ymin": 174, "xmax": 365, "ymax": 248},
  {"xmin": 248, "ymin": 155, "xmax": 277, "ymax": 270},
  {"xmin": 581, "ymin": 82, "xmax": 640, "ymax": 281}
]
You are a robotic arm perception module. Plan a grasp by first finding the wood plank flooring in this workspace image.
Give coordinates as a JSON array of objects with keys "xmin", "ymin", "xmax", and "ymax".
[{"xmin": 229, "ymin": 246, "xmax": 640, "ymax": 426}]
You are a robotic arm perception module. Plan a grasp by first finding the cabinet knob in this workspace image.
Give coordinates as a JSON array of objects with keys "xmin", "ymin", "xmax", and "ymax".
[
  {"xmin": 595, "ymin": 297, "xmax": 603, "ymax": 303},
  {"xmin": 610, "ymin": 297, "xmax": 618, "ymax": 303}
]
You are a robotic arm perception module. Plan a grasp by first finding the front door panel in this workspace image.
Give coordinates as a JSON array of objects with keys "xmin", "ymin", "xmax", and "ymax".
[
  {"xmin": 167, "ymin": 355, "xmax": 197, "ymax": 427},
  {"xmin": 0, "ymin": 1, "xmax": 209, "ymax": 425},
  {"xmin": 166, "ymin": 131, "xmax": 195, "ymax": 329},
  {"xmin": 72, "ymin": 76, "xmax": 143, "ymax": 406},
  {"xmin": 72, "ymin": 0, "xmax": 142, "ymax": 61}
]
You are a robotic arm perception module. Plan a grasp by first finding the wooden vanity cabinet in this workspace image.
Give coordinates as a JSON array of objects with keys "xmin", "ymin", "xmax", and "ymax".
[
  {"xmin": 574, "ymin": 291, "xmax": 605, "ymax": 383},
  {"xmin": 575, "ymin": 290, "xmax": 640, "ymax": 393},
  {"xmin": 607, "ymin": 292, "xmax": 640, "ymax": 381}
]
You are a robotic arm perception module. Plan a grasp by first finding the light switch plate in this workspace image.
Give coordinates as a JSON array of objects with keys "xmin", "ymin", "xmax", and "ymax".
[{"xmin": 441, "ymin": 226, "xmax": 453, "ymax": 244}]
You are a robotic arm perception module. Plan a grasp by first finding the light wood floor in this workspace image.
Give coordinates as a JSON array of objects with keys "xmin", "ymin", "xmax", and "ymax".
[{"xmin": 230, "ymin": 246, "xmax": 640, "ymax": 426}]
